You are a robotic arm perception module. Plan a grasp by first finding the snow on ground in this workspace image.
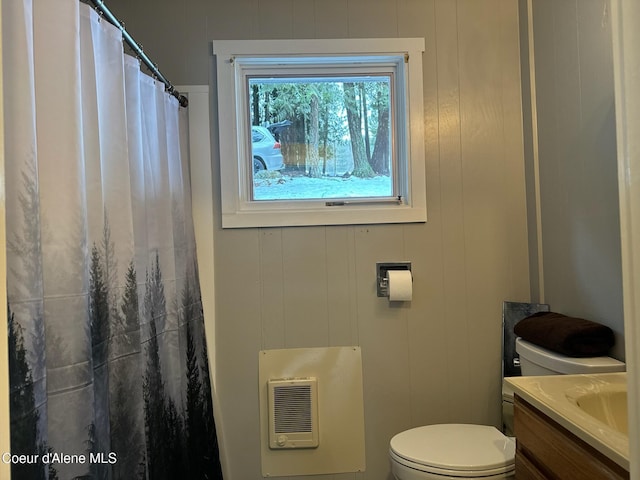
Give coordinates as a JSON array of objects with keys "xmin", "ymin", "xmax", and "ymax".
[{"xmin": 253, "ymin": 171, "xmax": 392, "ymax": 200}]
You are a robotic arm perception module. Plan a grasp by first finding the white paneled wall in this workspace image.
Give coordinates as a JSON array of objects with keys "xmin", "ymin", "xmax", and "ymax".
[
  {"xmin": 107, "ymin": 1, "xmax": 530, "ymax": 479},
  {"xmin": 526, "ymin": 0, "xmax": 624, "ymax": 360}
]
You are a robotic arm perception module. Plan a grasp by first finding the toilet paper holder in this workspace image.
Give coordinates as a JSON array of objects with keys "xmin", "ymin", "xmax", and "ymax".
[{"xmin": 376, "ymin": 262, "xmax": 412, "ymax": 297}]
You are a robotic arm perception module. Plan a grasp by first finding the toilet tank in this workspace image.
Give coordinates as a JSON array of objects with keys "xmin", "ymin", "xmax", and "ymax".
[{"xmin": 515, "ymin": 338, "xmax": 625, "ymax": 376}]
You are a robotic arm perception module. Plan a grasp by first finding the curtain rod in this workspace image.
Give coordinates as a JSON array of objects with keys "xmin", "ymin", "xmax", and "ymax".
[{"xmin": 87, "ymin": 0, "xmax": 188, "ymax": 108}]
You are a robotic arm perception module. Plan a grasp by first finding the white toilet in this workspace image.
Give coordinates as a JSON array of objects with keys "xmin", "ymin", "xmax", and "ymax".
[{"xmin": 389, "ymin": 337, "xmax": 625, "ymax": 480}]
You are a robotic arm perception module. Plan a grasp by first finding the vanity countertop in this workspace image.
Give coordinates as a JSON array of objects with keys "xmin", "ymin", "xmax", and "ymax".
[{"xmin": 505, "ymin": 372, "xmax": 628, "ymax": 471}]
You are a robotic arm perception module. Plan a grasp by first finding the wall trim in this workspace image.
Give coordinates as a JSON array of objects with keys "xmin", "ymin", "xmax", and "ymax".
[
  {"xmin": 525, "ymin": 0, "xmax": 545, "ymax": 303},
  {"xmin": 610, "ymin": 2, "xmax": 640, "ymax": 477},
  {"xmin": 0, "ymin": 1, "xmax": 12, "ymax": 477}
]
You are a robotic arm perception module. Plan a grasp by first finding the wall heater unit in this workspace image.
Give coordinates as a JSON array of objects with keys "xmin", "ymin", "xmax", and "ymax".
[{"xmin": 268, "ymin": 377, "xmax": 319, "ymax": 449}]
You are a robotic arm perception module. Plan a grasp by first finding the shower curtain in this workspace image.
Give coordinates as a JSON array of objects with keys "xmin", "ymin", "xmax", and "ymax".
[{"xmin": 3, "ymin": 1, "xmax": 223, "ymax": 479}]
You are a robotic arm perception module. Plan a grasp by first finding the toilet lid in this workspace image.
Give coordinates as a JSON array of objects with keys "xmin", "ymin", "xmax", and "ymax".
[{"xmin": 390, "ymin": 424, "xmax": 515, "ymax": 475}]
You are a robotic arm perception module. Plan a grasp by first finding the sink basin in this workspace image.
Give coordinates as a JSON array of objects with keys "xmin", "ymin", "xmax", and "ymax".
[
  {"xmin": 505, "ymin": 372, "xmax": 629, "ymax": 471},
  {"xmin": 573, "ymin": 389, "xmax": 628, "ymax": 435}
]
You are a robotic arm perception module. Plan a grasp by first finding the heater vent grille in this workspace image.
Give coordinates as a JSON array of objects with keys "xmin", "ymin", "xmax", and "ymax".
[
  {"xmin": 268, "ymin": 377, "xmax": 318, "ymax": 449},
  {"xmin": 273, "ymin": 385, "xmax": 312, "ymax": 433}
]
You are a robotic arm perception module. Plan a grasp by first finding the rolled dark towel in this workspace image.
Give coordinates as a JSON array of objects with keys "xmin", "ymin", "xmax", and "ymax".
[{"xmin": 514, "ymin": 311, "xmax": 615, "ymax": 357}]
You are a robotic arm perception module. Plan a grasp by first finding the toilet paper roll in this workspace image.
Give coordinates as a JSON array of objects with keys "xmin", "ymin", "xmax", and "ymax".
[{"xmin": 387, "ymin": 270, "xmax": 413, "ymax": 301}]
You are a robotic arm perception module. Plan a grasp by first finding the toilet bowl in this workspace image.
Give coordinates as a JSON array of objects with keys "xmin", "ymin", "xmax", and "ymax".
[
  {"xmin": 389, "ymin": 337, "xmax": 625, "ymax": 480},
  {"xmin": 390, "ymin": 424, "xmax": 515, "ymax": 480}
]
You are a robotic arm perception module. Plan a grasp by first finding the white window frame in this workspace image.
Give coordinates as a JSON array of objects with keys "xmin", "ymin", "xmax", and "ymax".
[{"xmin": 213, "ymin": 38, "xmax": 426, "ymax": 229}]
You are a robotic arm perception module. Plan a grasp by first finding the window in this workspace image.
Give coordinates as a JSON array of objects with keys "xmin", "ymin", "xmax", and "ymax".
[{"xmin": 213, "ymin": 38, "xmax": 426, "ymax": 228}]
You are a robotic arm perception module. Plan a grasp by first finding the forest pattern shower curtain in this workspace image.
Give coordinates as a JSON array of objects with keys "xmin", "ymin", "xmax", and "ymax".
[{"xmin": 3, "ymin": 1, "xmax": 223, "ymax": 479}]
